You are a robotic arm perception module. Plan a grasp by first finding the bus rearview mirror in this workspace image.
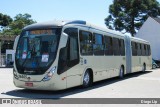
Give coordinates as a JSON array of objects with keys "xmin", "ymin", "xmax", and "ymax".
[{"xmin": 59, "ymin": 32, "xmax": 68, "ymax": 48}]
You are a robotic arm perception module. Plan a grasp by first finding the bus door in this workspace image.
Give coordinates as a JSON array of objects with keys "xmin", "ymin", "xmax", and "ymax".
[
  {"xmin": 59, "ymin": 28, "xmax": 81, "ymax": 88},
  {"xmin": 125, "ymin": 35, "xmax": 132, "ymax": 73}
]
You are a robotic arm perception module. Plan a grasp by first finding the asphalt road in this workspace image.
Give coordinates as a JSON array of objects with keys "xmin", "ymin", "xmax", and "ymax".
[{"xmin": 0, "ymin": 68, "xmax": 160, "ymax": 99}]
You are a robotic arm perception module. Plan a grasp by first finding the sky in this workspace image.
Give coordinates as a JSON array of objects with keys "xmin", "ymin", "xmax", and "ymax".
[
  {"xmin": 1, "ymin": 0, "xmax": 160, "ymax": 28},
  {"xmin": 0, "ymin": 0, "xmax": 113, "ymax": 27}
]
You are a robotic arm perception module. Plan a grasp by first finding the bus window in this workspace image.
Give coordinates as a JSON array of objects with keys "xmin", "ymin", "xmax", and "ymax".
[
  {"xmin": 140, "ymin": 44, "xmax": 142, "ymax": 56},
  {"xmin": 144, "ymin": 45, "xmax": 147, "ymax": 56},
  {"xmin": 58, "ymin": 28, "xmax": 79, "ymax": 74},
  {"xmin": 79, "ymin": 30, "xmax": 93, "ymax": 55},
  {"xmin": 104, "ymin": 36, "xmax": 113, "ymax": 55},
  {"xmin": 135, "ymin": 42, "xmax": 138, "ymax": 56},
  {"xmin": 41, "ymin": 41, "xmax": 49, "ymax": 53},
  {"xmin": 148, "ymin": 45, "xmax": 151, "ymax": 56},
  {"xmin": 113, "ymin": 38, "xmax": 120, "ymax": 56},
  {"xmin": 142, "ymin": 44, "xmax": 145, "ymax": 56},
  {"xmin": 132, "ymin": 42, "xmax": 137, "ymax": 56},
  {"xmin": 120, "ymin": 39, "xmax": 125, "ymax": 56},
  {"xmin": 93, "ymin": 33, "xmax": 104, "ymax": 55},
  {"xmin": 137, "ymin": 43, "xmax": 141, "ymax": 56}
]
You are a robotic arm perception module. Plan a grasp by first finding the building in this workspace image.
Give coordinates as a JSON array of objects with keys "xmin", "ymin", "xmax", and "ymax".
[
  {"xmin": 136, "ymin": 17, "xmax": 160, "ymax": 61},
  {"xmin": 0, "ymin": 35, "xmax": 16, "ymax": 66}
]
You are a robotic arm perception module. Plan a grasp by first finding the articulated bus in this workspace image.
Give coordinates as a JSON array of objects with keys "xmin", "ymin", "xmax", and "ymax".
[{"xmin": 13, "ymin": 20, "xmax": 152, "ymax": 90}]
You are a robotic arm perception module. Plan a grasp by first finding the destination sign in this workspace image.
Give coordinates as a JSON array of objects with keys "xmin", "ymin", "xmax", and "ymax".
[{"xmin": 29, "ymin": 29, "xmax": 53, "ymax": 35}]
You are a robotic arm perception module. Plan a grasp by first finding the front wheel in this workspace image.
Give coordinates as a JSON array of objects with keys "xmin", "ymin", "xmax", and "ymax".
[{"xmin": 82, "ymin": 70, "xmax": 92, "ymax": 88}]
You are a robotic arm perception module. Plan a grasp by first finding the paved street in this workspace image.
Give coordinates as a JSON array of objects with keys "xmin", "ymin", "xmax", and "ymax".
[{"xmin": 0, "ymin": 68, "xmax": 160, "ymax": 99}]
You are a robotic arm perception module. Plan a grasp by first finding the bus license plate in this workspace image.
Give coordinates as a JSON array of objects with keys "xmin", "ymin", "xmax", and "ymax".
[{"xmin": 25, "ymin": 82, "xmax": 33, "ymax": 87}]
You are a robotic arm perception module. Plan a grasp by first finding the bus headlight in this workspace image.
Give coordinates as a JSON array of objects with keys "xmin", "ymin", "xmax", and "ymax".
[
  {"xmin": 13, "ymin": 67, "xmax": 19, "ymax": 79},
  {"xmin": 42, "ymin": 66, "xmax": 56, "ymax": 81}
]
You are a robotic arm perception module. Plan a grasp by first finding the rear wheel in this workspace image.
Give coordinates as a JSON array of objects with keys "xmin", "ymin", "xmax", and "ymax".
[
  {"xmin": 152, "ymin": 64, "xmax": 156, "ymax": 69},
  {"xmin": 119, "ymin": 66, "xmax": 124, "ymax": 79},
  {"xmin": 142, "ymin": 64, "xmax": 146, "ymax": 72},
  {"xmin": 82, "ymin": 70, "xmax": 92, "ymax": 88}
]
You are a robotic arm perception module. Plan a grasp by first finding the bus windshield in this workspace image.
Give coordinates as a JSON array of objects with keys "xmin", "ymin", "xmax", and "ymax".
[{"xmin": 15, "ymin": 28, "xmax": 62, "ymax": 75}]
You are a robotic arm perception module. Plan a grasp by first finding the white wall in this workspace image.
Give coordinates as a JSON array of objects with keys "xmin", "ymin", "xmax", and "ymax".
[
  {"xmin": 136, "ymin": 17, "xmax": 160, "ymax": 60},
  {"xmin": 6, "ymin": 49, "xmax": 15, "ymax": 62}
]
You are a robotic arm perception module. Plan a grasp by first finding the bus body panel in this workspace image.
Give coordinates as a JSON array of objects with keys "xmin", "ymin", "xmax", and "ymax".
[{"xmin": 66, "ymin": 64, "xmax": 82, "ymax": 88}]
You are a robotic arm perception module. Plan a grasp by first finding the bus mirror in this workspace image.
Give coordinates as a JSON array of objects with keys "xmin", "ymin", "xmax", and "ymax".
[
  {"xmin": 59, "ymin": 32, "xmax": 68, "ymax": 48},
  {"xmin": 13, "ymin": 35, "xmax": 20, "ymax": 50}
]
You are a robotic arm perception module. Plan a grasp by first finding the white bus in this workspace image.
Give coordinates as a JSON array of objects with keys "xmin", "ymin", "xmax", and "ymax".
[{"xmin": 13, "ymin": 20, "xmax": 152, "ymax": 90}]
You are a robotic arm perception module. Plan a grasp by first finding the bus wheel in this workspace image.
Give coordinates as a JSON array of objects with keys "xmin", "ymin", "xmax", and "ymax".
[
  {"xmin": 142, "ymin": 64, "xmax": 146, "ymax": 72},
  {"xmin": 82, "ymin": 70, "xmax": 91, "ymax": 88},
  {"xmin": 152, "ymin": 64, "xmax": 156, "ymax": 69},
  {"xmin": 119, "ymin": 66, "xmax": 124, "ymax": 79}
]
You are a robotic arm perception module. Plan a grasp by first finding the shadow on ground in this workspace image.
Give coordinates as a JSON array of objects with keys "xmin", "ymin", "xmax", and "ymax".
[{"xmin": 2, "ymin": 71, "xmax": 152, "ymax": 99}]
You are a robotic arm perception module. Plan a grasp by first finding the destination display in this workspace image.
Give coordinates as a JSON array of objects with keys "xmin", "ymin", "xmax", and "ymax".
[{"xmin": 29, "ymin": 29, "xmax": 53, "ymax": 35}]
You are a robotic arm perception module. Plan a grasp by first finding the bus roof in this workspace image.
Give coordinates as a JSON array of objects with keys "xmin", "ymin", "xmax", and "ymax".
[
  {"xmin": 23, "ymin": 20, "xmax": 149, "ymax": 44},
  {"xmin": 23, "ymin": 20, "xmax": 125, "ymax": 36},
  {"xmin": 130, "ymin": 36, "xmax": 149, "ymax": 44}
]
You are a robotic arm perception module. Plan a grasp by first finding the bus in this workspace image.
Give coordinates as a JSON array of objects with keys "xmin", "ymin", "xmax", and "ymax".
[{"xmin": 13, "ymin": 20, "xmax": 152, "ymax": 90}]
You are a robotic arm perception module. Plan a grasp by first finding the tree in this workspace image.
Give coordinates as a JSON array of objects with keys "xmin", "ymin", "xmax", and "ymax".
[
  {"xmin": 105, "ymin": 0, "xmax": 160, "ymax": 36},
  {"xmin": 0, "ymin": 13, "xmax": 36, "ymax": 53},
  {"xmin": 0, "ymin": 13, "xmax": 12, "ymax": 29},
  {"xmin": 9, "ymin": 13, "xmax": 36, "ymax": 35}
]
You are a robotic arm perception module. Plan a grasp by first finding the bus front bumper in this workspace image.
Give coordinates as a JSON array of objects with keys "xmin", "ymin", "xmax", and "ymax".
[{"xmin": 13, "ymin": 78, "xmax": 66, "ymax": 91}]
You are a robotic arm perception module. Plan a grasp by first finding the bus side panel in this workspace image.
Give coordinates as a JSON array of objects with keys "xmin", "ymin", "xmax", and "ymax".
[
  {"xmin": 141, "ymin": 55, "xmax": 152, "ymax": 70},
  {"xmin": 132, "ymin": 56, "xmax": 140, "ymax": 72},
  {"xmin": 66, "ymin": 64, "xmax": 82, "ymax": 88}
]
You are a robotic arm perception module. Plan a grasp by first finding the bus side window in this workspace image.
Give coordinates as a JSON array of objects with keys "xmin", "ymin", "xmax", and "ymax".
[
  {"xmin": 142, "ymin": 44, "xmax": 145, "ymax": 56},
  {"xmin": 93, "ymin": 33, "xmax": 104, "ymax": 55},
  {"xmin": 140, "ymin": 44, "xmax": 142, "ymax": 56},
  {"xmin": 67, "ymin": 31, "xmax": 79, "ymax": 67},
  {"xmin": 132, "ymin": 42, "xmax": 137, "ymax": 56},
  {"xmin": 148, "ymin": 45, "xmax": 151, "ymax": 56},
  {"xmin": 135, "ymin": 42, "xmax": 138, "ymax": 56},
  {"xmin": 104, "ymin": 36, "xmax": 113, "ymax": 55},
  {"xmin": 113, "ymin": 37, "xmax": 120, "ymax": 56},
  {"xmin": 120, "ymin": 39, "xmax": 125, "ymax": 56},
  {"xmin": 137, "ymin": 43, "xmax": 141, "ymax": 56},
  {"xmin": 57, "ymin": 28, "xmax": 79, "ymax": 74},
  {"xmin": 79, "ymin": 30, "xmax": 93, "ymax": 55}
]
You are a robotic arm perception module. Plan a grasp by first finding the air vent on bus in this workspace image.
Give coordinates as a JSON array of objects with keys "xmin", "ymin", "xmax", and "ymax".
[{"xmin": 64, "ymin": 20, "xmax": 86, "ymax": 25}]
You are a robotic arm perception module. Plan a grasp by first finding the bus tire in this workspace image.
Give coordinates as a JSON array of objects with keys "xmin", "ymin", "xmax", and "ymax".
[
  {"xmin": 119, "ymin": 66, "xmax": 124, "ymax": 79},
  {"xmin": 152, "ymin": 64, "xmax": 156, "ymax": 69},
  {"xmin": 82, "ymin": 70, "xmax": 92, "ymax": 88},
  {"xmin": 142, "ymin": 63, "xmax": 146, "ymax": 72}
]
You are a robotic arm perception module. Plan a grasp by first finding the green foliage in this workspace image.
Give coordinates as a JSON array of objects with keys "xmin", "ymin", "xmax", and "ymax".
[
  {"xmin": 0, "ymin": 13, "xmax": 36, "ymax": 36},
  {"xmin": 0, "ymin": 13, "xmax": 12, "ymax": 27},
  {"xmin": 105, "ymin": 0, "xmax": 160, "ymax": 36}
]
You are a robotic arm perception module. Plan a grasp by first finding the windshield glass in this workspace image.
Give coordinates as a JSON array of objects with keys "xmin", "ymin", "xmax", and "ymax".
[{"xmin": 15, "ymin": 28, "xmax": 62, "ymax": 75}]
